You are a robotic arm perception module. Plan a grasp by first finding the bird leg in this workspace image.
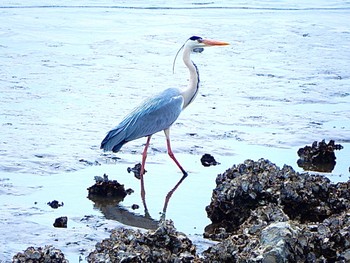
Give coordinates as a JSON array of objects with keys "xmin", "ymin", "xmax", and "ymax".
[
  {"xmin": 140, "ymin": 135, "xmax": 151, "ymax": 215},
  {"xmin": 164, "ymin": 129, "xmax": 188, "ymax": 177},
  {"xmin": 161, "ymin": 129, "xmax": 188, "ymax": 218}
]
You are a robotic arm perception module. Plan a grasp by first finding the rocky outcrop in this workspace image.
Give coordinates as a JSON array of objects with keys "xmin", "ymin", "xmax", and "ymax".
[
  {"xmin": 12, "ymin": 246, "xmax": 68, "ymax": 263},
  {"xmin": 87, "ymin": 220, "xmax": 199, "ymax": 262},
  {"xmin": 204, "ymin": 158, "xmax": 350, "ymax": 262}
]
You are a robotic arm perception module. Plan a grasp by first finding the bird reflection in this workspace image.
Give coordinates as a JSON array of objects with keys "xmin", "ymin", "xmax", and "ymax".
[{"xmin": 88, "ymin": 194, "xmax": 159, "ymax": 230}]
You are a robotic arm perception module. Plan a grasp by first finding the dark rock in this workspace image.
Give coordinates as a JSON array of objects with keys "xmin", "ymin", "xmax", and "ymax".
[
  {"xmin": 203, "ymin": 212, "xmax": 300, "ymax": 262},
  {"xmin": 94, "ymin": 173, "xmax": 109, "ymax": 183},
  {"xmin": 131, "ymin": 204, "xmax": 139, "ymax": 210},
  {"xmin": 125, "ymin": 188, "xmax": 134, "ymax": 195},
  {"xmin": 205, "ymin": 159, "xmax": 282, "ymax": 235},
  {"xmin": 53, "ymin": 216, "xmax": 68, "ymax": 228},
  {"xmin": 203, "ymin": 159, "xmax": 350, "ymax": 262},
  {"xmin": 87, "ymin": 174, "xmax": 128, "ymax": 199},
  {"xmin": 205, "ymin": 159, "xmax": 350, "ymax": 237},
  {"xmin": 87, "ymin": 220, "xmax": 199, "ymax": 262},
  {"xmin": 12, "ymin": 245, "xmax": 68, "ymax": 263},
  {"xmin": 127, "ymin": 163, "xmax": 146, "ymax": 179},
  {"xmin": 297, "ymin": 139, "xmax": 343, "ymax": 172},
  {"xmin": 47, "ymin": 200, "xmax": 64, "ymax": 209},
  {"xmin": 200, "ymin": 154, "xmax": 220, "ymax": 167}
]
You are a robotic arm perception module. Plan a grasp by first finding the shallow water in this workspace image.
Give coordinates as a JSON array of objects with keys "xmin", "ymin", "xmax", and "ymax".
[{"xmin": 1, "ymin": 1, "xmax": 350, "ymax": 262}]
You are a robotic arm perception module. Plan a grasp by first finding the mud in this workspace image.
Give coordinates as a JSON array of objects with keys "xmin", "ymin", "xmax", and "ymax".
[{"xmin": 1, "ymin": 0, "xmax": 350, "ymax": 262}]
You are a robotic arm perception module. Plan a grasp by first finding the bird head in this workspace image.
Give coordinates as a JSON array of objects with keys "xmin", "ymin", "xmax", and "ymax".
[
  {"xmin": 186, "ymin": 36, "xmax": 230, "ymax": 50},
  {"xmin": 173, "ymin": 36, "xmax": 229, "ymax": 72}
]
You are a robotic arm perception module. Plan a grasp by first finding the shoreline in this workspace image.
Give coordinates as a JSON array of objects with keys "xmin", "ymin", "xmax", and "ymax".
[{"xmin": 2, "ymin": 143, "xmax": 349, "ymax": 261}]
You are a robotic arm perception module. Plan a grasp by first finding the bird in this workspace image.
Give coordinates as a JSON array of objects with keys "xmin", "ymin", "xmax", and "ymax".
[{"xmin": 101, "ymin": 36, "xmax": 229, "ymax": 215}]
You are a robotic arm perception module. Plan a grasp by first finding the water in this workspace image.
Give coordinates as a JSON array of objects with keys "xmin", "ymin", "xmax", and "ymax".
[{"xmin": 1, "ymin": 1, "xmax": 350, "ymax": 261}]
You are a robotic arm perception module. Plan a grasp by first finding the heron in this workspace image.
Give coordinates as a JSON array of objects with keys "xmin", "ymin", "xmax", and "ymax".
[{"xmin": 101, "ymin": 36, "xmax": 229, "ymax": 216}]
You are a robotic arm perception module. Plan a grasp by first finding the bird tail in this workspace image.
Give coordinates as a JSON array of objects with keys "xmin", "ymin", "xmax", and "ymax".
[{"xmin": 100, "ymin": 127, "xmax": 127, "ymax": 153}]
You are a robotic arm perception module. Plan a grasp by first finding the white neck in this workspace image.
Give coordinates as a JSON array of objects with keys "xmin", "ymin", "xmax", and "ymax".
[{"xmin": 180, "ymin": 46, "xmax": 200, "ymax": 109}]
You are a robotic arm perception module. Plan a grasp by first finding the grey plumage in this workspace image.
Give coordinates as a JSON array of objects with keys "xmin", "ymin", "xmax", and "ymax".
[{"xmin": 101, "ymin": 88, "xmax": 184, "ymax": 152}]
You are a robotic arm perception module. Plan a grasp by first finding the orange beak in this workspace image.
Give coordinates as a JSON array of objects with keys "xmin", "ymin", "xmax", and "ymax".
[{"xmin": 201, "ymin": 39, "xmax": 230, "ymax": 46}]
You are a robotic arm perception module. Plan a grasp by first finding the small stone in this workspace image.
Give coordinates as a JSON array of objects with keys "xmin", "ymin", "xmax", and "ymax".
[
  {"xmin": 47, "ymin": 200, "xmax": 64, "ymax": 209},
  {"xmin": 200, "ymin": 154, "xmax": 220, "ymax": 167},
  {"xmin": 53, "ymin": 216, "xmax": 68, "ymax": 228},
  {"xmin": 131, "ymin": 204, "xmax": 139, "ymax": 210},
  {"xmin": 127, "ymin": 163, "xmax": 146, "ymax": 179}
]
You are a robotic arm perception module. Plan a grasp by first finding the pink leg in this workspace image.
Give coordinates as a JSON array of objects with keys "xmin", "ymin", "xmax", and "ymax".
[
  {"xmin": 140, "ymin": 135, "xmax": 151, "ymax": 214},
  {"xmin": 164, "ymin": 129, "xmax": 188, "ymax": 176},
  {"xmin": 162, "ymin": 129, "xmax": 188, "ymax": 217}
]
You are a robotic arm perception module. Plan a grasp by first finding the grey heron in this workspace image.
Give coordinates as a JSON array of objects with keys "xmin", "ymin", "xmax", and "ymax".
[{"xmin": 101, "ymin": 36, "xmax": 229, "ymax": 215}]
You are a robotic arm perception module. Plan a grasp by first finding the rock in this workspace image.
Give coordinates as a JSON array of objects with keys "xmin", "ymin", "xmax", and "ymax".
[
  {"xmin": 12, "ymin": 245, "xmax": 68, "ymax": 263},
  {"xmin": 203, "ymin": 159, "xmax": 350, "ymax": 262},
  {"xmin": 297, "ymin": 140, "xmax": 343, "ymax": 172},
  {"xmin": 203, "ymin": 204, "xmax": 299, "ymax": 262},
  {"xmin": 259, "ymin": 222, "xmax": 297, "ymax": 262},
  {"xmin": 131, "ymin": 204, "xmax": 139, "ymax": 210},
  {"xmin": 53, "ymin": 216, "xmax": 68, "ymax": 228},
  {"xmin": 94, "ymin": 173, "xmax": 109, "ymax": 183},
  {"xmin": 200, "ymin": 154, "xmax": 220, "ymax": 167},
  {"xmin": 87, "ymin": 220, "xmax": 199, "ymax": 262},
  {"xmin": 205, "ymin": 159, "xmax": 350, "ymax": 237},
  {"xmin": 87, "ymin": 174, "xmax": 130, "ymax": 199},
  {"xmin": 47, "ymin": 200, "xmax": 64, "ymax": 209},
  {"xmin": 127, "ymin": 163, "xmax": 146, "ymax": 179}
]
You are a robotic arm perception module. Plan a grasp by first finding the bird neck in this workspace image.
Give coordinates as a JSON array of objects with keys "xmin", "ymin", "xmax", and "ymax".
[{"xmin": 181, "ymin": 47, "xmax": 200, "ymax": 109}]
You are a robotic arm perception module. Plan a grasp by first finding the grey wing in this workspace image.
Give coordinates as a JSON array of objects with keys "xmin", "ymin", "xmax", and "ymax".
[
  {"xmin": 101, "ymin": 89, "xmax": 184, "ymax": 152},
  {"xmin": 126, "ymin": 91, "xmax": 184, "ymax": 139}
]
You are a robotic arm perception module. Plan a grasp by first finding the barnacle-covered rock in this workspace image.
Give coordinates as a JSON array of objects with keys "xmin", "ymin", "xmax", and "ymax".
[
  {"xmin": 87, "ymin": 173, "xmax": 131, "ymax": 200},
  {"xmin": 203, "ymin": 204, "xmax": 302, "ymax": 262},
  {"xmin": 205, "ymin": 159, "xmax": 350, "ymax": 238},
  {"xmin": 204, "ymin": 213, "xmax": 349, "ymax": 263},
  {"xmin": 279, "ymin": 173, "xmax": 350, "ymax": 222},
  {"xmin": 203, "ymin": 158, "xmax": 350, "ymax": 262},
  {"xmin": 297, "ymin": 139, "xmax": 343, "ymax": 172},
  {"xmin": 87, "ymin": 220, "xmax": 199, "ymax": 262},
  {"xmin": 12, "ymin": 245, "xmax": 68, "ymax": 263},
  {"xmin": 298, "ymin": 210, "xmax": 350, "ymax": 262}
]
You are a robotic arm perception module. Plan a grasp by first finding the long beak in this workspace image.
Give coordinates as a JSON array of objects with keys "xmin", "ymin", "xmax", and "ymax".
[{"xmin": 201, "ymin": 39, "xmax": 230, "ymax": 46}]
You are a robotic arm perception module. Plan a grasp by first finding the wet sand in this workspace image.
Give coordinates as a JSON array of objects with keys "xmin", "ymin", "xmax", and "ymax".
[{"xmin": 1, "ymin": 1, "xmax": 350, "ymax": 262}]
